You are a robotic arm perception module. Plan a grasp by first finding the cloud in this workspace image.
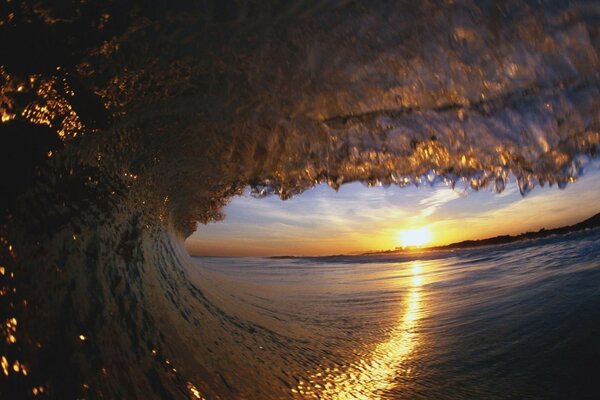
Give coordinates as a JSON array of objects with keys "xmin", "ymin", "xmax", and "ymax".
[{"xmin": 418, "ymin": 188, "xmax": 462, "ymax": 217}]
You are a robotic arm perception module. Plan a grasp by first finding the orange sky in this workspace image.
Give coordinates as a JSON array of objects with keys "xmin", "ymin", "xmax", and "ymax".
[{"xmin": 186, "ymin": 164, "xmax": 600, "ymax": 257}]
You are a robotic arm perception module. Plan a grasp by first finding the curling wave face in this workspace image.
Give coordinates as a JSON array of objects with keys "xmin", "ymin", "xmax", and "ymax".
[{"xmin": 1, "ymin": 0, "xmax": 600, "ymax": 398}]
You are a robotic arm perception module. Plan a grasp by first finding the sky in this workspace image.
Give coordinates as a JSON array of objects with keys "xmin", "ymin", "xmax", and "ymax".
[{"xmin": 185, "ymin": 162, "xmax": 600, "ymax": 257}]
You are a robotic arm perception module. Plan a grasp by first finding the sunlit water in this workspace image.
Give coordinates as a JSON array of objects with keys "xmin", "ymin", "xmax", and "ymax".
[{"xmin": 192, "ymin": 229, "xmax": 600, "ymax": 399}]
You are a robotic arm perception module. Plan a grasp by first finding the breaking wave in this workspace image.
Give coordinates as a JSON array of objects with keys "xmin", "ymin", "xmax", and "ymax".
[{"xmin": 1, "ymin": 0, "xmax": 600, "ymax": 398}]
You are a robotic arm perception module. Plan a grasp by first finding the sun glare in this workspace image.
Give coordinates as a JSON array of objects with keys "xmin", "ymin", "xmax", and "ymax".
[{"xmin": 398, "ymin": 227, "xmax": 432, "ymax": 248}]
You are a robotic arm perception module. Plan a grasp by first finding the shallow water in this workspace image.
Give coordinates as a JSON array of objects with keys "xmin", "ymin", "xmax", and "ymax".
[{"xmin": 192, "ymin": 229, "xmax": 600, "ymax": 399}]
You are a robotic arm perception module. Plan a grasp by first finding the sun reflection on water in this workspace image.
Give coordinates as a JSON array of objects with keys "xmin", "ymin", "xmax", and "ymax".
[{"xmin": 294, "ymin": 261, "xmax": 426, "ymax": 399}]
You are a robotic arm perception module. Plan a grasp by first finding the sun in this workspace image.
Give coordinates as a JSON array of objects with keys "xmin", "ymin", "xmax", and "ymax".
[{"xmin": 397, "ymin": 227, "xmax": 432, "ymax": 248}]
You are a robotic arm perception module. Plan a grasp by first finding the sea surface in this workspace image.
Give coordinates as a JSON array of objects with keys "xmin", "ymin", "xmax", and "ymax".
[{"xmin": 191, "ymin": 229, "xmax": 600, "ymax": 399}]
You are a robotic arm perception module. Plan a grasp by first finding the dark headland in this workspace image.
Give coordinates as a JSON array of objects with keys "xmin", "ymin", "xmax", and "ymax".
[
  {"xmin": 299, "ymin": 212, "xmax": 600, "ymax": 258},
  {"xmin": 426, "ymin": 211, "xmax": 600, "ymax": 251},
  {"xmin": 361, "ymin": 212, "xmax": 600, "ymax": 256}
]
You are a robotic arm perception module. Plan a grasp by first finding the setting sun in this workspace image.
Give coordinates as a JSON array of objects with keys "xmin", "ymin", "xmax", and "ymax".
[{"xmin": 397, "ymin": 227, "xmax": 432, "ymax": 248}]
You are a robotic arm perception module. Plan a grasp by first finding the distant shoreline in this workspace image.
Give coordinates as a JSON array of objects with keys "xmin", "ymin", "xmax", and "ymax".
[
  {"xmin": 385, "ymin": 212, "xmax": 600, "ymax": 254},
  {"xmin": 222, "ymin": 212, "xmax": 600, "ymax": 259}
]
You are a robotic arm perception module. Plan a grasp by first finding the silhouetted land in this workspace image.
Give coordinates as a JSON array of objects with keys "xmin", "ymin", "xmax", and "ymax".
[
  {"xmin": 426, "ymin": 212, "xmax": 600, "ymax": 251},
  {"xmin": 272, "ymin": 212, "xmax": 600, "ymax": 258}
]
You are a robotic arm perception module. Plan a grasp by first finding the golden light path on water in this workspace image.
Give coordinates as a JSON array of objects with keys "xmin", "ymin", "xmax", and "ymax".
[{"xmin": 294, "ymin": 261, "xmax": 425, "ymax": 399}]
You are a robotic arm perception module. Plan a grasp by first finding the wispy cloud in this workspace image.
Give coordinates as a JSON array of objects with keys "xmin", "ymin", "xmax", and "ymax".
[{"xmin": 419, "ymin": 188, "xmax": 461, "ymax": 217}]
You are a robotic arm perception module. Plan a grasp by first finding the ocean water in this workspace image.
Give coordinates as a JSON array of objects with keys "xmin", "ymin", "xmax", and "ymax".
[
  {"xmin": 192, "ymin": 230, "xmax": 600, "ymax": 399},
  {"xmin": 2, "ymin": 0, "xmax": 600, "ymax": 398}
]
